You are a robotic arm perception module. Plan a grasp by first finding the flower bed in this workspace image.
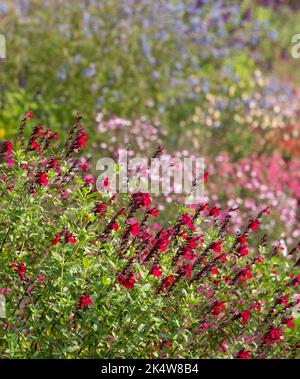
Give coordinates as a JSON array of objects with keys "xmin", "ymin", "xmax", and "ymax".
[{"xmin": 0, "ymin": 115, "xmax": 298, "ymax": 358}]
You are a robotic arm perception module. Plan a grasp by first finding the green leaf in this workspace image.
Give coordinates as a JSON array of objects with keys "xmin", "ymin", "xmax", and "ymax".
[{"xmin": 101, "ymin": 276, "xmax": 111, "ymax": 286}]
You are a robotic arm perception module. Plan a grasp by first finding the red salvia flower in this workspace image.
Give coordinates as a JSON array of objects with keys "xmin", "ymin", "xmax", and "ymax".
[
  {"xmin": 33, "ymin": 125, "xmax": 44, "ymax": 138},
  {"xmin": 238, "ymin": 246, "xmax": 249, "ymax": 256},
  {"xmin": 37, "ymin": 172, "xmax": 48, "ymax": 187},
  {"xmin": 252, "ymin": 301, "xmax": 261, "ymax": 311},
  {"xmin": 95, "ymin": 202, "xmax": 107, "ymax": 216},
  {"xmin": 182, "ymin": 264, "xmax": 193, "ymax": 278},
  {"xmin": 24, "ymin": 111, "xmax": 34, "ymax": 119},
  {"xmin": 189, "ymin": 236, "xmax": 202, "ymax": 248},
  {"xmin": 2, "ymin": 141, "xmax": 15, "ymax": 166},
  {"xmin": 198, "ymin": 203, "xmax": 209, "ymax": 212},
  {"xmin": 132, "ymin": 191, "xmax": 152, "ymax": 208},
  {"xmin": 236, "ymin": 349, "xmax": 251, "ymax": 359},
  {"xmin": 238, "ymin": 234, "xmax": 248, "ymax": 246},
  {"xmin": 283, "ymin": 317, "xmax": 294, "ymax": 329},
  {"xmin": 110, "ymin": 221, "xmax": 119, "ymax": 231},
  {"xmin": 240, "ymin": 309, "xmax": 251, "ymax": 325},
  {"xmin": 75, "ymin": 128, "xmax": 88, "ymax": 150},
  {"xmin": 66, "ymin": 235, "xmax": 77, "ymax": 244},
  {"xmin": 153, "ymin": 230, "xmax": 170, "ymax": 253},
  {"xmin": 49, "ymin": 131, "xmax": 59, "ymax": 141},
  {"xmin": 48, "ymin": 158, "xmax": 59, "ymax": 168},
  {"xmin": 31, "ymin": 140, "xmax": 42, "ymax": 153},
  {"xmin": 18, "ymin": 262, "xmax": 26, "ymax": 282},
  {"xmin": 239, "ymin": 268, "xmax": 252, "ymax": 282},
  {"xmin": 210, "ymin": 207, "xmax": 220, "ymax": 217},
  {"xmin": 161, "ymin": 339, "xmax": 172, "ymax": 349},
  {"xmin": 11, "ymin": 261, "xmax": 26, "ymax": 282},
  {"xmin": 216, "ymin": 254, "xmax": 227, "ymax": 263},
  {"xmin": 204, "ymin": 171, "xmax": 209, "ymax": 183},
  {"xmin": 162, "ymin": 275, "xmax": 175, "ymax": 289},
  {"xmin": 277, "ymin": 295, "xmax": 289, "ymax": 308},
  {"xmin": 118, "ymin": 273, "xmax": 135, "ymax": 289},
  {"xmin": 151, "ymin": 265, "xmax": 162, "ymax": 277},
  {"xmin": 51, "ymin": 233, "xmax": 61, "ymax": 245},
  {"xmin": 212, "ymin": 301, "xmax": 225, "ymax": 316},
  {"xmin": 148, "ymin": 207, "xmax": 159, "ymax": 217},
  {"xmin": 179, "ymin": 214, "xmax": 194, "ymax": 229},
  {"xmin": 249, "ymin": 219, "xmax": 260, "ymax": 232},
  {"xmin": 80, "ymin": 294, "xmax": 92, "ymax": 309},
  {"xmin": 263, "ymin": 327, "xmax": 284, "ymax": 344},
  {"xmin": 262, "ymin": 207, "xmax": 270, "ymax": 215},
  {"xmin": 291, "ymin": 274, "xmax": 300, "ymax": 286},
  {"xmin": 3, "ymin": 141, "xmax": 13, "ymax": 153},
  {"xmin": 139, "ymin": 230, "xmax": 150, "ymax": 240},
  {"xmin": 183, "ymin": 246, "xmax": 193, "ymax": 261},
  {"xmin": 116, "ymin": 207, "xmax": 126, "ymax": 216},
  {"xmin": 210, "ymin": 241, "xmax": 222, "ymax": 253},
  {"xmin": 128, "ymin": 219, "xmax": 140, "ymax": 237}
]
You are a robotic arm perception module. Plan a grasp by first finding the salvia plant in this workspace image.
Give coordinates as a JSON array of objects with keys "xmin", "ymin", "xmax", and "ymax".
[
  {"xmin": 0, "ymin": 113, "xmax": 299, "ymax": 359},
  {"xmin": 93, "ymin": 113, "xmax": 300, "ymax": 248}
]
